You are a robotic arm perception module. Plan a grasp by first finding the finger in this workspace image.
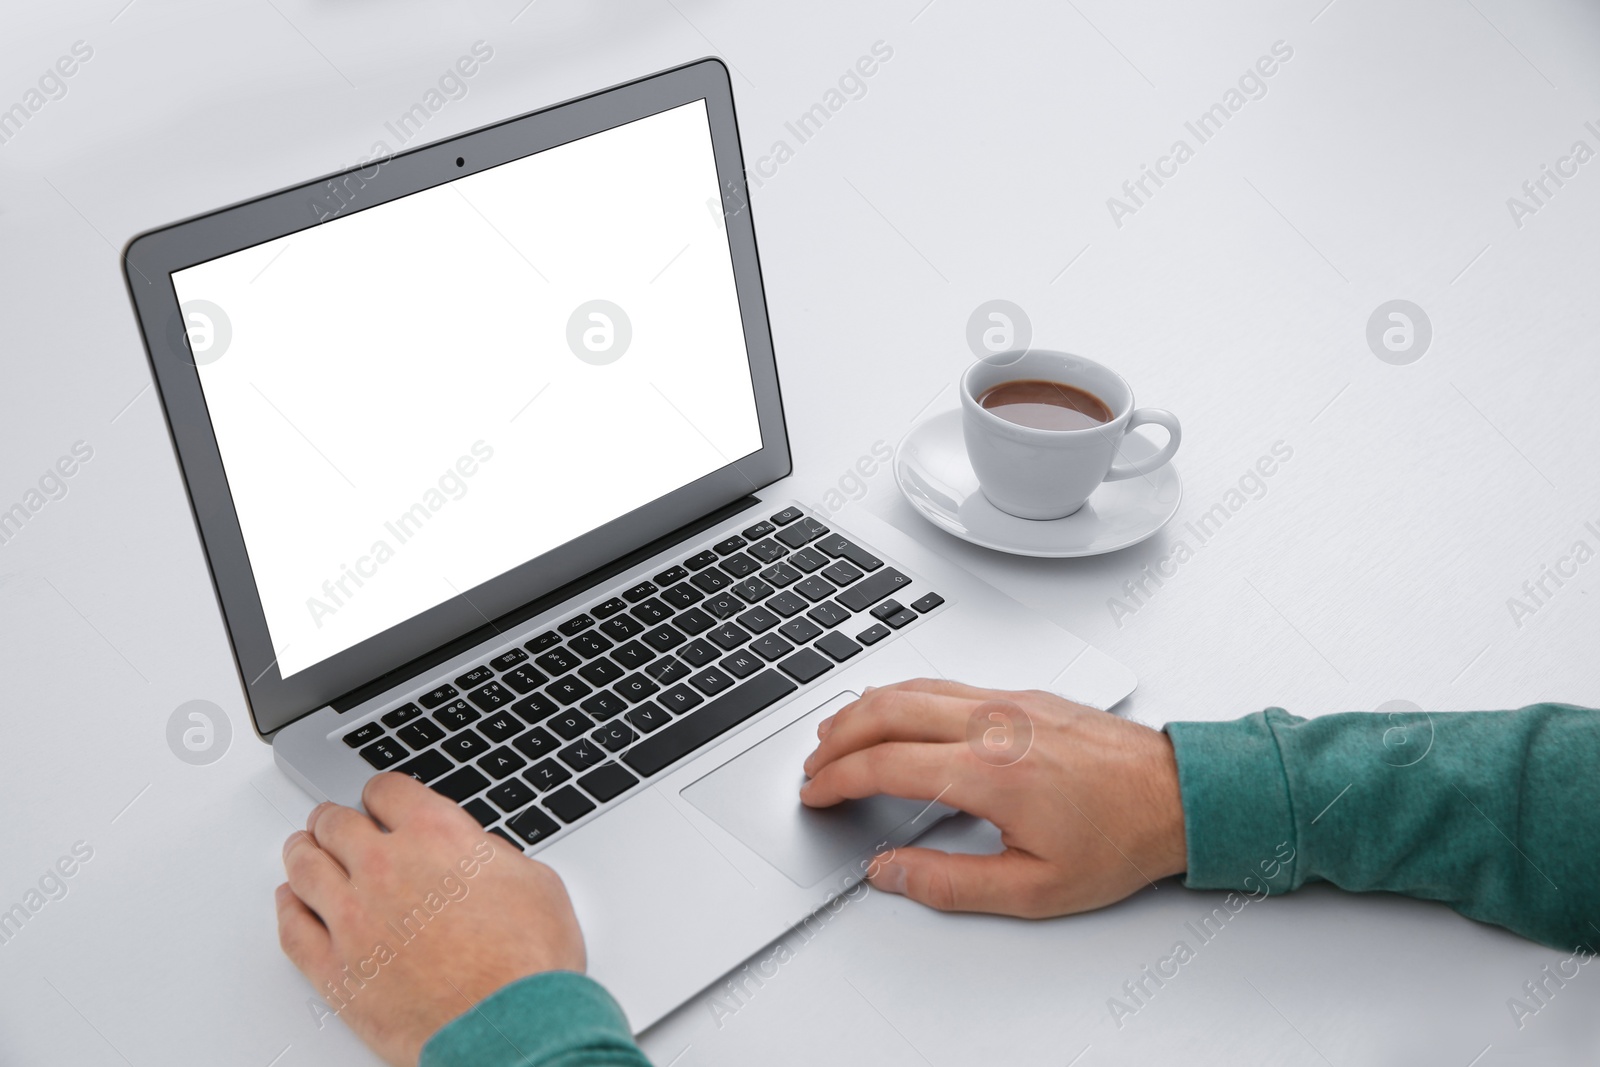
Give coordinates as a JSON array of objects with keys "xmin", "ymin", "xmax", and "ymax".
[
  {"xmin": 362, "ymin": 770, "xmax": 467, "ymax": 833},
  {"xmin": 282, "ymin": 830, "xmax": 357, "ymax": 923},
  {"xmin": 307, "ymin": 802, "xmax": 382, "ymax": 872},
  {"xmin": 800, "ymin": 741, "xmax": 977, "ymax": 810},
  {"xmin": 805, "ymin": 689, "xmax": 976, "ymax": 775},
  {"xmin": 868, "ymin": 846, "xmax": 1054, "ymax": 917},
  {"xmin": 276, "ymin": 882, "xmax": 338, "ymax": 981},
  {"xmin": 870, "ymin": 677, "xmax": 1012, "ymax": 701}
]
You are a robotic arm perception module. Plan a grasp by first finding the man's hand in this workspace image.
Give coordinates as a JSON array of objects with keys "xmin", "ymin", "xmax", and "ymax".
[
  {"xmin": 276, "ymin": 773, "xmax": 584, "ymax": 1067},
  {"xmin": 801, "ymin": 679, "xmax": 1186, "ymax": 917}
]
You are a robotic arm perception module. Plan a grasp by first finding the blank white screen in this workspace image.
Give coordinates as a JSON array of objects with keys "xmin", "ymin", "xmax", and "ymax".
[{"xmin": 172, "ymin": 100, "xmax": 761, "ymax": 678}]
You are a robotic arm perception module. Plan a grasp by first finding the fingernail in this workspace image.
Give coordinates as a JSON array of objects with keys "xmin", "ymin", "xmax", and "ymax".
[
  {"xmin": 817, "ymin": 715, "xmax": 835, "ymax": 739},
  {"xmin": 306, "ymin": 803, "xmax": 327, "ymax": 834},
  {"xmin": 282, "ymin": 831, "xmax": 302, "ymax": 858},
  {"xmin": 274, "ymin": 883, "xmax": 290, "ymax": 906},
  {"xmin": 874, "ymin": 862, "xmax": 907, "ymax": 895}
]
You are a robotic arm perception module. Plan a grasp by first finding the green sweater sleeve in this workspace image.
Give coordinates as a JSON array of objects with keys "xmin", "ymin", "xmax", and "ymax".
[
  {"xmin": 419, "ymin": 971, "xmax": 650, "ymax": 1067},
  {"xmin": 1166, "ymin": 703, "xmax": 1600, "ymax": 952}
]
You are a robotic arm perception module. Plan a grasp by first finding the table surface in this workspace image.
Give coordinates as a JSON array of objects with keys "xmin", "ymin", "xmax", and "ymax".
[{"xmin": 5, "ymin": 1, "xmax": 1600, "ymax": 1063}]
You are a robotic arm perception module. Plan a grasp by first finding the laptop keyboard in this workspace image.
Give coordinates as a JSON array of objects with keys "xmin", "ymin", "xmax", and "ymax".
[{"xmin": 339, "ymin": 506, "xmax": 945, "ymax": 850}]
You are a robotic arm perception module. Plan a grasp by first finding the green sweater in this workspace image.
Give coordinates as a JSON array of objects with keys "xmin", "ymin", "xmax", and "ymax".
[{"xmin": 420, "ymin": 703, "xmax": 1600, "ymax": 1066}]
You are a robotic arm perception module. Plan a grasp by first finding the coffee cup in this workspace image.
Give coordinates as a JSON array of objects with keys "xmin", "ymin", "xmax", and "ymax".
[{"xmin": 960, "ymin": 350, "xmax": 1181, "ymax": 520}]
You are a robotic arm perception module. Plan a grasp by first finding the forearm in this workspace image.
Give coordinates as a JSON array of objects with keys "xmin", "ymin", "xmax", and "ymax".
[
  {"xmin": 421, "ymin": 972, "xmax": 650, "ymax": 1067},
  {"xmin": 1166, "ymin": 703, "xmax": 1600, "ymax": 951}
]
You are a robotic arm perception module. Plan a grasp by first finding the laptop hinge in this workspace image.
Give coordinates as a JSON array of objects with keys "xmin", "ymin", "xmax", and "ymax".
[{"xmin": 330, "ymin": 495, "xmax": 764, "ymax": 713}]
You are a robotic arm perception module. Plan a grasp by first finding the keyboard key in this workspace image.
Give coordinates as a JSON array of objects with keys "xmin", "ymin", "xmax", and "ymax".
[
  {"xmin": 432, "ymin": 766, "xmax": 490, "ymax": 803},
  {"xmin": 779, "ymin": 617, "xmax": 822, "ymax": 643},
  {"xmin": 857, "ymin": 622, "xmax": 891, "ymax": 646},
  {"xmin": 490, "ymin": 648, "xmax": 529, "ymax": 671},
  {"xmin": 912, "ymin": 592, "xmax": 946, "ymax": 613},
  {"xmin": 442, "ymin": 729, "xmax": 491, "ymax": 761},
  {"xmin": 658, "ymin": 684, "xmax": 703, "ymax": 715},
  {"xmin": 625, "ymin": 702, "xmax": 673, "ymax": 733},
  {"xmin": 570, "ymin": 631, "xmax": 614, "ymax": 658},
  {"xmin": 871, "ymin": 599, "xmax": 905, "ymax": 621},
  {"xmin": 795, "ymin": 576, "xmax": 837, "ymax": 602},
  {"xmin": 600, "ymin": 614, "xmax": 644, "ymax": 640},
  {"xmin": 732, "ymin": 578, "xmax": 775, "ymax": 603},
  {"xmin": 535, "ymin": 647, "xmax": 580, "ymax": 675},
  {"xmin": 488, "ymin": 777, "xmax": 537, "ymax": 812},
  {"xmin": 610, "ymin": 640, "xmax": 656, "ymax": 670},
  {"xmin": 477, "ymin": 712, "xmax": 525, "ymax": 744},
  {"xmin": 398, "ymin": 718, "xmax": 446, "ymax": 749},
  {"xmin": 778, "ymin": 648, "xmax": 833, "ymax": 684},
  {"xmin": 524, "ymin": 757, "xmax": 571, "ymax": 791},
  {"xmin": 579, "ymin": 762, "xmax": 640, "ymax": 803},
  {"xmin": 708, "ymin": 622, "xmax": 752, "ymax": 651},
  {"xmin": 488, "ymin": 827, "xmax": 520, "ymax": 848},
  {"xmin": 770, "ymin": 506, "xmax": 803, "ymax": 525},
  {"xmin": 641, "ymin": 624, "xmax": 686, "ymax": 653},
  {"xmin": 815, "ymin": 535, "xmax": 883, "ymax": 572},
  {"xmin": 789, "ymin": 547, "xmax": 829, "ymax": 573},
  {"xmin": 456, "ymin": 665, "xmax": 495, "ymax": 690},
  {"xmin": 720, "ymin": 650, "xmax": 764, "ymax": 678},
  {"xmin": 549, "ymin": 709, "xmax": 596, "ymax": 740},
  {"xmin": 508, "ymin": 805, "xmax": 561, "ymax": 844},
  {"xmin": 821, "ymin": 560, "xmax": 864, "ymax": 586},
  {"xmin": 660, "ymin": 583, "xmax": 704, "ymax": 610},
  {"xmin": 623, "ymin": 670, "xmax": 797, "ymax": 777},
  {"xmin": 593, "ymin": 597, "xmax": 628, "ymax": 619},
  {"xmin": 558, "ymin": 614, "xmax": 594, "ymax": 636},
  {"xmin": 777, "ymin": 517, "xmax": 829, "ymax": 548},
  {"xmin": 690, "ymin": 567, "xmax": 731, "ymax": 594},
  {"xmin": 720, "ymin": 552, "xmax": 759, "ymax": 578},
  {"xmin": 547, "ymin": 675, "xmax": 594, "ymax": 705},
  {"xmin": 837, "ymin": 569, "xmax": 912, "ymax": 613},
  {"xmin": 760, "ymin": 562, "xmax": 802, "ymax": 587},
  {"xmin": 359, "ymin": 737, "xmax": 407, "ymax": 769},
  {"xmin": 397, "ymin": 749, "xmax": 453, "ymax": 783},
  {"xmin": 544, "ymin": 786, "xmax": 596, "ymax": 823},
  {"xmin": 512, "ymin": 727, "xmax": 561, "ymax": 762},
  {"xmin": 502, "ymin": 665, "xmax": 550, "ymax": 694},
  {"xmin": 713, "ymin": 535, "xmax": 747, "ymax": 555},
  {"xmin": 807, "ymin": 601, "xmax": 851, "ymax": 629},
  {"xmin": 558, "ymin": 738, "xmax": 607, "ymax": 772},
  {"xmin": 467, "ymin": 681, "xmax": 514, "ymax": 712},
  {"xmin": 580, "ymin": 691, "xmax": 628, "ymax": 722},
  {"xmin": 615, "ymin": 673, "xmax": 660, "ymax": 702},
  {"xmin": 419, "ymin": 684, "xmax": 459, "ymax": 710},
  {"xmin": 630, "ymin": 598, "xmax": 674, "ymax": 625},
  {"xmin": 742, "ymin": 520, "xmax": 776, "ymax": 540},
  {"xmin": 433, "ymin": 700, "xmax": 480, "ymax": 731},
  {"xmin": 766, "ymin": 591, "xmax": 808, "ymax": 617},
  {"xmin": 344, "ymin": 722, "xmax": 384, "ymax": 748},
  {"xmin": 577, "ymin": 658, "xmax": 624, "ymax": 687},
  {"xmin": 886, "ymin": 608, "xmax": 918, "ymax": 629},
  {"xmin": 701, "ymin": 593, "xmax": 742, "ymax": 620},
  {"xmin": 680, "ymin": 638, "xmax": 720, "ymax": 667},
  {"xmin": 591, "ymin": 721, "xmax": 638, "ymax": 752},
  {"xmin": 675, "ymin": 606, "xmax": 716, "ymax": 633},
  {"xmin": 382, "ymin": 703, "xmax": 422, "ymax": 728},
  {"xmin": 654, "ymin": 565, "xmax": 689, "ymax": 585},
  {"xmin": 737, "ymin": 605, "xmax": 780, "ymax": 633},
  {"xmin": 815, "ymin": 632, "xmax": 863, "ymax": 662},
  {"xmin": 747, "ymin": 538, "xmax": 788, "ymax": 563},
  {"xmin": 526, "ymin": 631, "xmax": 562, "ymax": 654},
  {"xmin": 689, "ymin": 666, "xmax": 735, "ymax": 697},
  {"xmin": 623, "ymin": 580, "xmax": 658, "ymax": 603},
  {"xmin": 645, "ymin": 656, "xmax": 691, "ymax": 685},
  {"xmin": 463, "ymin": 799, "xmax": 499, "ymax": 827},
  {"xmin": 684, "ymin": 550, "xmax": 720, "ymax": 570},
  {"xmin": 512, "ymin": 692, "xmax": 558, "ymax": 724},
  {"xmin": 476, "ymin": 747, "xmax": 527, "ymax": 779},
  {"xmin": 751, "ymin": 633, "xmax": 794, "ymax": 661}
]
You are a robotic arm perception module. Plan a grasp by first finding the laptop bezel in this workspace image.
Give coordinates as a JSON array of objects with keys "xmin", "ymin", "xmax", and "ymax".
[{"xmin": 122, "ymin": 58, "xmax": 791, "ymax": 737}]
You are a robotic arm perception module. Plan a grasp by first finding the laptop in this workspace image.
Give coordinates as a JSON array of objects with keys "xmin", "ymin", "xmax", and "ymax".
[{"xmin": 123, "ymin": 58, "xmax": 1136, "ymax": 1030}]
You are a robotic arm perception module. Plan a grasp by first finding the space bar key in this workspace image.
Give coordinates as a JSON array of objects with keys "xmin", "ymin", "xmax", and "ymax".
[{"xmin": 622, "ymin": 670, "xmax": 797, "ymax": 778}]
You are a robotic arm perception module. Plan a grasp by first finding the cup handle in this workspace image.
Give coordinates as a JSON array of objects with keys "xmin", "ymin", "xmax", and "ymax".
[{"xmin": 1104, "ymin": 408, "xmax": 1181, "ymax": 481}]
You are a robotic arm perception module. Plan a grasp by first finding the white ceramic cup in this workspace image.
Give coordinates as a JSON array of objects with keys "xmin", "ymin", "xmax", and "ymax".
[{"xmin": 960, "ymin": 350, "xmax": 1181, "ymax": 520}]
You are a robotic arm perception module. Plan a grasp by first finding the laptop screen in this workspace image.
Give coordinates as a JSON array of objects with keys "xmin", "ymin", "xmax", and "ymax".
[{"xmin": 170, "ymin": 99, "xmax": 762, "ymax": 679}]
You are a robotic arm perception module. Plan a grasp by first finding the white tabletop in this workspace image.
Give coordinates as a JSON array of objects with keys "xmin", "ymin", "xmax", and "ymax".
[{"xmin": 4, "ymin": 1, "xmax": 1600, "ymax": 1063}]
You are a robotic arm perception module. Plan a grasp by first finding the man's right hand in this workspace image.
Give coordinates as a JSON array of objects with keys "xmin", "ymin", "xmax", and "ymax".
[{"xmin": 800, "ymin": 679, "xmax": 1187, "ymax": 917}]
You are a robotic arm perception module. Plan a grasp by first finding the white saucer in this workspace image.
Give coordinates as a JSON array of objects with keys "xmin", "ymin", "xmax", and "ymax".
[{"xmin": 893, "ymin": 409, "xmax": 1182, "ymax": 558}]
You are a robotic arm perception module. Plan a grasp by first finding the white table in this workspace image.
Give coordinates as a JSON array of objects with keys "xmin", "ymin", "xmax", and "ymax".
[{"xmin": 4, "ymin": 1, "xmax": 1599, "ymax": 1063}]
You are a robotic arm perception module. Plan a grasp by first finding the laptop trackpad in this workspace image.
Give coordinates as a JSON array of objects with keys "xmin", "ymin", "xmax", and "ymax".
[{"xmin": 681, "ymin": 690, "xmax": 952, "ymax": 888}]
